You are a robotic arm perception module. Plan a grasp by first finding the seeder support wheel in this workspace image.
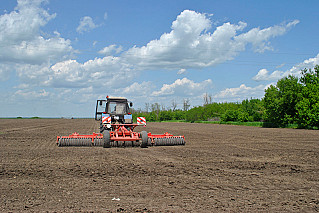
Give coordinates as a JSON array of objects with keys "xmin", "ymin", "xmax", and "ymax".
[{"xmin": 140, "ymin": 131, "xmax": 148, "ymax": 148}]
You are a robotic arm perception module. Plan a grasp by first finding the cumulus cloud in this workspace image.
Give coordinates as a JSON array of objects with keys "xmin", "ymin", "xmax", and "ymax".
[
  {"xmin": 252, "ymin": 68, "xmax": 284, "ymax": 81},
  {"xmin": 0, "ymin": 0, "xmax": 72, "ymax": 65},
  {"xmin": 0, "ymin": 0, "xmax": 73, "ymax": 83},
  {"xmin": 15, "ymin": 56, "xmax": 134, "ymax": 89},
  {"xmin": 76, "ymin": 16, "xmax": 98, "ymax": 33},
  {"xmin": 123, "ymin": 10, "xmax": 299, "ymax": 70},
  {"xmin": 98, "ymin": 44, "xmax": 123, "ymax": 55},
  {"xmin": 235, "ymin": 20, "xmax": 300, "ymax": 53},
  {"xmin": 214, "ymin": 84, "xmax": 268, "ymax": 101},
  {"xmin": 117, "ymin": 81, "xmax": 155, "ymax": 95},
  {"xmin": 0, "ymin": 4, "xmax": 302, "ymax": 110},
  {"xmin": 152, "ymin": 78, "xmax": 212, "ymax": 96},
  {"xmin": 253, "ymin": 53, "xmax": 319, "ymax": 81},
  {"xmin": 3, "ymin": 7, "xmax": 299, "ymax": 91}
]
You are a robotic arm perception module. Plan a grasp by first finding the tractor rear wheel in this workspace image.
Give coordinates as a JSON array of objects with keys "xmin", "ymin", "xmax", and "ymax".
[
  {"xmin": 103, "ymin": 130, "xmax": 111, "ymax": 148},
  {"xmin": 140, "ymin": 131, "xmax": 148, "ymax": 148}
]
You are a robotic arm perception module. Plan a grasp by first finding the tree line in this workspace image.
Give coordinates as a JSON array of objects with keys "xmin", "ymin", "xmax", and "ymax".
[
  {"xmin": 133, "ymin": 99, "xmax": 263, "ymax": 122},
  {"xmin": 133, "ymin": 65, "xmax": 319, "ymax": 129},
  {"xmin": 263, "ymin": 65, "xmax": 319, "ymax": 129}
]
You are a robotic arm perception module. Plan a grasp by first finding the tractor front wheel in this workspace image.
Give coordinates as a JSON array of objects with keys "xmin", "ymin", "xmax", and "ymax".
[{"xmin": 103, "ymin": 130, "xmax": 111, "ymax": 148}]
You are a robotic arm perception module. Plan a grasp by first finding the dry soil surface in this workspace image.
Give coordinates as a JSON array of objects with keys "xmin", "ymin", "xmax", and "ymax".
[{"xmin": 1, "ymin": 119, "xmax": 319, "ymax": 212}]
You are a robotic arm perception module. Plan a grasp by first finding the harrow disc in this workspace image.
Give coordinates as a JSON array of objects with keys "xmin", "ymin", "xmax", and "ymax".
[
  {"xmin": 57, "ymin": 131, "xmax": 185, "ymax": 148},
  {"xmin": 110, "ymin": 141, "xmax": 140, "ymax": 147},
  {"xmin": 150, "ymin": 137, "xmax": 185, "ymax": 146},
  {"xmin": 58, "ymin": 138, "xmax": 93, "ymax": 147},
  {"xmin": 93, "ymin": 138, "xmax": 104, "ymax": 146},
  {"xmin": 93, "ymin": 138, "xmax": 140, "ymax": 147}
]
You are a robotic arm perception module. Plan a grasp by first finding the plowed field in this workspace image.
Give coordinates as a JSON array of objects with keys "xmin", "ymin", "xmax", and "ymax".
[{"xmin": 1, "ymin": 119, "xmax": 319, "ymax": 212}]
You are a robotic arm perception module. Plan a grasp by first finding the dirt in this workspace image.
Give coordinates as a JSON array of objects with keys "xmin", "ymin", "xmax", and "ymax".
[{"xmin": 1, "ymin": 119, "xmax": 319, "ymax": 212}]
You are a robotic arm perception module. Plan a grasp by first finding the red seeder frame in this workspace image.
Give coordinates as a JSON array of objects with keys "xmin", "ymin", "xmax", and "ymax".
[{"xmin": 57, "ymin": 124, "xmax": 185, "ymax": 144}]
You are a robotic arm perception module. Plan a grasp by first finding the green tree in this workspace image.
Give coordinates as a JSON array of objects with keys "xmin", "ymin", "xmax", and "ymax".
[
  {"xmin": 241, "ymin": 98, "xmax": 264, "ymax": 121},
  {"xmin": 173, "ymin": 110, "xmax": 186, "ymax": 120},
  {"xmin": 237, "ymin": 111, "xmax": 251, "ymax": 122},
  {"xmin": 159, "ymin": 110, "xmax": 174, "ymax": 121},
  {"xmin": 221, "ymin": 110, "xmax": 239, "ymax": 122},
  {"xmin": 296, "ymin": 65, "xmax": 319, "ymax": 128},
  {"xmin": 263, "ymin": 75, "xmax": 301, "ymax": 127},
  {"xmin": 263, "ymin": 85, "xmax": 282, "ymax": 125},
  {"xmin": 185, "ymin": 106, "xmax": 204, "ymax": 122}
]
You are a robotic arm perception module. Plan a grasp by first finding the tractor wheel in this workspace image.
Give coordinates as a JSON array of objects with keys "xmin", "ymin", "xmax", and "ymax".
[
  {"xmin": 103, "ymin": 130, "xmax": 111, "ymax": 148},
  {"xmin": 140, "ymin": 131, "xmax": 148, "ymax": 148},
  {"xmin": 100, "ymin": 123, "xmax": 105, "ymax": 133}
]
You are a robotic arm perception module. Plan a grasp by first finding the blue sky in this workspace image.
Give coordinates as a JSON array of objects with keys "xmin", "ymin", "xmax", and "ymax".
[{"xmin": 0, "ymin": 0, "xmax": 318, "ymax": 117}]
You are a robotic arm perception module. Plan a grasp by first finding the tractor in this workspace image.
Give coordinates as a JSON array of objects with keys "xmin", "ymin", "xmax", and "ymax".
[{"xmin": 57, "ymin": 96, "xmax": 185, "ymax": 148}]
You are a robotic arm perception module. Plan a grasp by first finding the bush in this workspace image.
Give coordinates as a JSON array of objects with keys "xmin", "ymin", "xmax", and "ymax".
[
  {"xmin": 221, "ymin": 110, "xmax": 239, "ymax": 122},
  {"xmin": 238, "ymin": 111, "xmax": 251, "ymax": 122}
]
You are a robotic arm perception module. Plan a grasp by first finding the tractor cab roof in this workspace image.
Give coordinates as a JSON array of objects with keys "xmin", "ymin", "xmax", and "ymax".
[{"xmin": 107, "ymin": 97, "xmax": 128, "ymax": 103}]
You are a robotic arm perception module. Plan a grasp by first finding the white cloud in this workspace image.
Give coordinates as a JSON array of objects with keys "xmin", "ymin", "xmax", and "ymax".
[
  {"xmin": 0, "ymin": 0, "xmax": 55, "ymax": 43},
  {"xmin": 98, "ymin": 44, "xmax": 123, "ymax": 55},
  {"xmin": 14, "ymin": 83, "xmax": 29, "ymax": 89},
  {"xmin": 0, "ymin": 5, "xmax": 303, "ymax": 113},
  {"xmin": 73, "ymin": 86, "xmax": 96, "ymax": 103},
  {"xmin": 19, "ymin": 56, "xmax": 134, "ymax": 88},
  {"xmin": 253, "ymin": 68, "xmax": 269, "ymax": 81},
  {"xmin": 0, "ymin": 0, "xmax": 73, "ymax": 82},
  {"xmin": 0, "ymin": 64, "xmax": 11, "ymax": 81},
  {"xmin": 14, "ymin": 88, "xmax": 50, "ymax": 100},
  {"xmin": 214, "ymin": 84, "xmax": 267, "ymax": 101},
  {"xmin": 276, "ymin": 63, "xmax": 285, "ymax": 68},
  {"xmin": 253, "ymin": 68, "xmax": 284, "ymax": 81},
  {"xmin": 0, "ymin": 0, "xmax": 72, "ymax": 64},
  {"xmin": 104, "ymin": 12, "xmax": 108, "ymax": 20},
  {"xmin": 2, "ymin": 6, "xmax": 300, "ymax": 92},
  {"xmin": 123, "ymin": 10, "xmax": 299, "ymax": 70},
  {"xmin": 117, "ymin": 81, "xmax": 155, "ymax": 95},
  {"xmin": 177, "ymin": 68, "xmax": 186, "ymax": 74},
  {"xmin": 235, "ymin": 20, "xmax": 300, "ymax": 53},
  {"xmin": 253, "ymin": 53, "xmax": 319, "ymax": 81},
  {"xmin": 15, "ymin": 63, "xmax": 51, "ymax": 86},
  {"xmin": 1, "ymin": 35, "xmax": 72, "ymax": 64},
  {"xmin": 152, "ymin": 78, "xmax": 212, "ymax": 96},
  {"xmin": 76, "ymin": 16, "xmax": 98, "ymax": 33}
]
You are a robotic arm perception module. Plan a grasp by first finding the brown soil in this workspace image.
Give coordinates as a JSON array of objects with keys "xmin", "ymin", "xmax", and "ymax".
[{"xmin": 1, "ymin": 119, "xmax": 319, "ymax": 212}]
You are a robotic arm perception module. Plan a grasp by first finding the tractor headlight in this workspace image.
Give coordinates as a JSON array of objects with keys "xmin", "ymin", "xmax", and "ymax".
[
  {"xmin": 114, "ymin": 116, "xmax": 120, "ymax": 120},
  {"xmin": 106, "ymin": 124, "xmax": 111, "ymax": 129}
]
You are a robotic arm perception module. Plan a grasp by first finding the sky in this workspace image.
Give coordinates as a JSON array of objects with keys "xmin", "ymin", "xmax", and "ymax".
[{"xmin": 0, "ymin": 0, "xmax": 318, "ymax": 118}]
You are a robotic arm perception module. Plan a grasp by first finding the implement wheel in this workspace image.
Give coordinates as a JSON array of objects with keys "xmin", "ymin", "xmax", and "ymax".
[
  {"xmin": 140, "ymin": 131, "xmax": 148, "ymax": 148},
  {"xmin": 103, "ymin": 130, "xmax": 111, "ymax": 148}
]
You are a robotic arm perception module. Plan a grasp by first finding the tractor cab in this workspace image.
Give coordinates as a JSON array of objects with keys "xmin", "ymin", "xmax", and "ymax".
[
  {"xmin": 107, "ymin": 99, "xmax": 130, "ymax": 115},
  {"xmin": 95, "ymin": 97, "xmax": 133, "ymax": 131}
]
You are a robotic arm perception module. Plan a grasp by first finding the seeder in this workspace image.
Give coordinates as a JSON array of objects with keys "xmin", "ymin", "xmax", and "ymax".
[{"xmin": 57, "ymin": 96, "xmax": 185, "ymax": 148}]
